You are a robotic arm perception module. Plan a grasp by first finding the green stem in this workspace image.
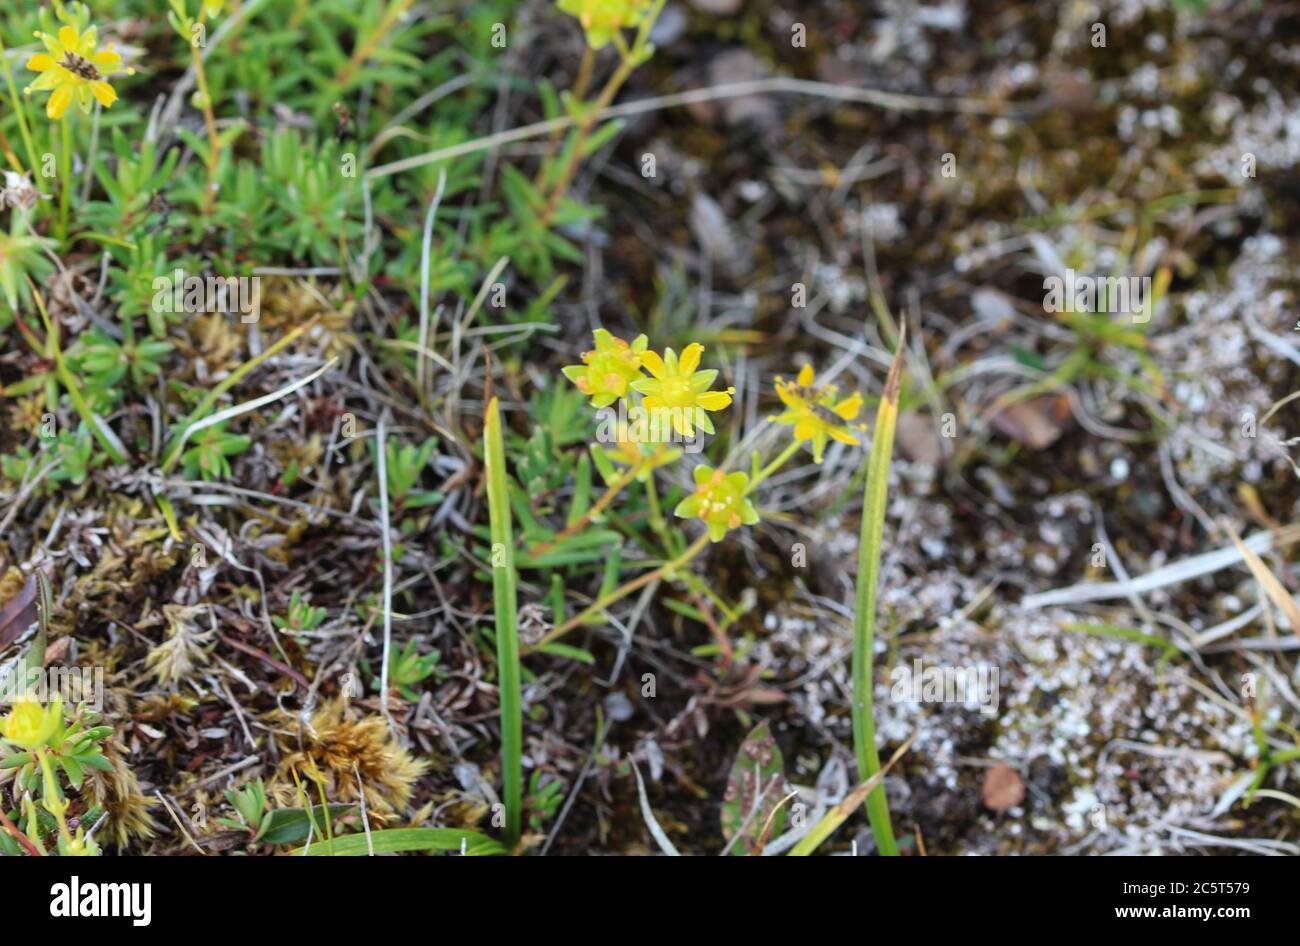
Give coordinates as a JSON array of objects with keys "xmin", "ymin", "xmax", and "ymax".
[
  {"xmin": 851, "ymin": 328, "xmax": 907, "ymax": 857},
  {"xmin": 748, "ymin": 440, "xmax": 802, "ymax": 492},
  {"xmin": 37, "ymin": 748, "xmax": 73, "ymax": 848},
  {"xmin": 525, "ymin": 453, "xmax": 648, "ymax": 559},
  {"xmin": 190, "ymin": 25, "xmax": 221, "ymax": 216},
  {"xmin": 0, "ymin": 32, "xmax": 41, "ymax": 181},
  {"xmin": 58, "ymin": 117, "xmax": 71, "ymax": 242},
  {"xmin": 484, "ymin": 398, "xmax": 522, "ymax": 850},
  {"xmin": 531, "ymin": 533, "xmax": 709, "ymax": 651},
  {"xmin": 538, "ymin": 1, "xmax": 664, "ymax": 227},
  {"xmin": 643, "ymin": 471, "xmax": 677, "ymax": 553}
]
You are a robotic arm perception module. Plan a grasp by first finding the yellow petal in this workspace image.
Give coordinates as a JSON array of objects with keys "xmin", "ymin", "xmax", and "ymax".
[
  {"xmin": 640, "ymin": 349, "xmax": 667, "ymax": 380},
  {"xmin": 93, "ymin": 48, "xmax": 123, "ymax": 71},
  {"xmin": 834, "ymin": 393, "xmax": 863, "ymax": 420},
  {"xmin": 793, "ymin": 420, "xmax": 817, "ymax": 441},
  {"xmin": 47, "ymin": 85, "xmax": 73, "ymax": 120},
  {"xmin": 696, "ymin": 391, "xmax": 732, "ymax": 411},
  {"xmin": 58, "ymin": 26, "xmax": 79, "ymax": 53},
  {"xmin": 797, "ymin": 364, "xmax": 815, "ymax": 386},
  {"xmin": 26, "ymin": 53, "xmax": 55, "ymax": 72},
  {"xmin": 678, "ymin": 342, "xmax": 703, "ymax": 376},
  {"xmin": 91, "ymin": 80, "xmax": 117, "ymax": 108},
  {"xmin": 774, "ymin": 381, "xmax": 799, "ymax": 408}
]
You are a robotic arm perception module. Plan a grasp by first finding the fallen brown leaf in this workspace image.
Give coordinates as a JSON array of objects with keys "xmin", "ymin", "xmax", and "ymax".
[
  {"xmin": 982, "ymin": 762, "xmax": 1025, "ymax": 812},
  {"xmin": 0, "ymin": 570, "xmax": 39, "ymax": 649},
  {"xmin": 991, "ymin": 395, "xmax": 1071, "ymax": 450}
]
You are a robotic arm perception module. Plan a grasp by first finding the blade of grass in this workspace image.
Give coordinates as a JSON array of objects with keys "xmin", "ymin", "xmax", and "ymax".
[
  {"xmin": 851, "ymin": 322, "xmax": 907, "ymax": 857},
  {"xmin": 788, "ymin": 736, "xmax": 914, "ymax": 856},
  {"xmin": 159, "ymin": 316, "xmax": 322, "ymax": 472},
  {"xmin": 290, "ymin": 827, "xmax": 505, "ymax": 856},
  {"xmin": 376, "ymin": 413, "xmax": 394, "ymax": 720},
  {"xmin": 484, "ymin": 397, "xmax": 522, "ymax": 850},
  {"xmin": 631, "ymin": 759, "xmax": 680, "ymax": 856},
  {"xmin": 1059, "ymin": 622, "xmax": 1181, "ymax": 659}
]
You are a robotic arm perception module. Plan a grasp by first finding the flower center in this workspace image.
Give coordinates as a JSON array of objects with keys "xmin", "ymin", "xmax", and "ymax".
[
  {"xmin": 60, "ymin": 53, "xmax": 102, "ymax": 82},
  {"xmin": 661, "ymin": 377, "xmax": 692, "ymax": 407}
]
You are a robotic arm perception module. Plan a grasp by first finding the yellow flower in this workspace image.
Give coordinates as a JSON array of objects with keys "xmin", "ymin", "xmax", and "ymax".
[
  {"xmin": 771, "ymin": 364, "xmax": 865, "ymax": 464},
  {"xmin": 1, "ymin": 697, "xmax": 61, "ymax": 750},
  {"xmin": 562, "ymin": 329, "xmax": 648, "ymax": 408},
  {"xmin": 203, "ymin": 0, "xmax": 227, "ymax": 17},
  {"xmin": 557, "ymin": 0, "xmax": 655, "ymax": 49},
  {"xmin": 25, "ymin": 26, "xmax": 131, "ymax": 121},
  {"xmin": 631, "ymin": 343, "xmax": 734, "ymax": 437},
  {"xmin": 674, "ymin": 466, "xmax": 759, "ymax": 542}
]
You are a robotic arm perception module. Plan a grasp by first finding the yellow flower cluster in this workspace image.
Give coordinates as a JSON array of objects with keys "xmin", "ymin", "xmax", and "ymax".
[
  {"xmin": 563, "ymin": 331, "xmax": 735, "ymax": 437},
  {"xmin": 561, "ymin": 334, "xmax": 868, "ymax": 542}
]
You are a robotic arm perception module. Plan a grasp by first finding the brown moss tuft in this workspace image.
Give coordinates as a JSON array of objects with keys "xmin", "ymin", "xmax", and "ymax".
[{"xmin": 272, "ymin": 700, "xmax": 428, "ymax": 824}]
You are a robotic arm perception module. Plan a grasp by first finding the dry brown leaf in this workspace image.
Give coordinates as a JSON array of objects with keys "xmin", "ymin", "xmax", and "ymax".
[
  {"xmin": 1223, "ymin": 521, "xmax": 1300, "ymax": 635},
  {"xmin": 991, "ymin": 395, "xmax": 1071, "ymax": 450},
  {"xmin": 895, "ymin": 411, "xmax": 944, "ymax": 465},
  {"xmin": 0, "ymin": 569, "xmax": 39, "ymax": 649}
]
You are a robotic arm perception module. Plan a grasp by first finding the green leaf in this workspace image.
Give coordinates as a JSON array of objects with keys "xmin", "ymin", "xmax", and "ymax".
[
  {"xmin": 537, "ymin": 642, "xmax": 594, "ymax": 664},
  {"xmin": 76, "ymin": 753, "xmax": 115, "ymax": 773},
  {"xmin": 60, "ymin": 756, "xmax": 84, "ymax": 790},
  {"xmin": 291, "ymin": 827, "xmax": 505, "ymax": 856},
  {"xmin": 260, "ymin": 804, "xmax": 355, "ymax": 845},
  {"xmin": 720, "ymin": 721, "xmax": 788, "ymax": 856}
]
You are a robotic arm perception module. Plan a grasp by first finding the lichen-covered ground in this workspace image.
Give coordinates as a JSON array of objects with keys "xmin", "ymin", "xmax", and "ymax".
[{"xmin": 1, "ymin": 0, "xmax": 1298, "ymax": 856}]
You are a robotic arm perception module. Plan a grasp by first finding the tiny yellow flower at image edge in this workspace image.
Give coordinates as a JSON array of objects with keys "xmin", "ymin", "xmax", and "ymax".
[
  {"xmin": 674, "ymin": 465, "xmax": 759, "ymax": 542},
  {"xmin": 1, "ymin": 697, "xmax": 61, "ymax": 750},
  {"xmin": 631, "ymin": 342, "xmax": 735, "ymax": 437},
  {"xmin": 771, "ymin": 363, "xmax": 865, "ymax": 464},
  {"xmin": 25, "ymin": 26, "xmax": 133, "ymax": 121},
  {"xmin": 557, "ymin": 0, "xmax": 655, "ymax": 49}
]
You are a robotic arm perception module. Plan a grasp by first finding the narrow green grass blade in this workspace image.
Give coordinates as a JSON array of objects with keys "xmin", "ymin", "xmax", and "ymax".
[
  {"xmin": 291, "ymin": 827, "xmax": 506, "ymax": 856},
  {"xmin": 851, "ymin": 324, "xmax": 907, "ymax": 857},
  {"xmin": 484, "ymin": 397, "xmax": 522, "ymax": 849},
  {"xmin": 788, "ymin": 737, "xmax": 912, "ymax": 856},
  {"xmin": 1060, "ymin": 622, "xmax": 1180, "ymax": 659}
]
